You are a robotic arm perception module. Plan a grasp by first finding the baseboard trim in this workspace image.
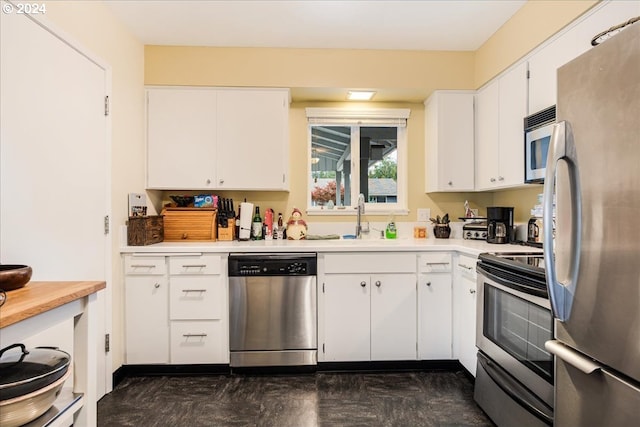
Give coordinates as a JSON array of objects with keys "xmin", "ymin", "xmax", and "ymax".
[{"xmin": 113, "ymin": 360, "xmax": 466, "ymax": 386}]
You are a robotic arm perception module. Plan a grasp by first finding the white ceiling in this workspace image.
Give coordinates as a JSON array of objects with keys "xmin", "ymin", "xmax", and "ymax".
[{"xmin": 106, "ymin": 0, "xmax": 527, "ymax": 51}]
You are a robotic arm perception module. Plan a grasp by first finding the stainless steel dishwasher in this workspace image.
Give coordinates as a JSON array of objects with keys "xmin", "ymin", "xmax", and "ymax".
[{"xmin": 228, "ymin": 253, "xmax": 317, "ymax": 367}]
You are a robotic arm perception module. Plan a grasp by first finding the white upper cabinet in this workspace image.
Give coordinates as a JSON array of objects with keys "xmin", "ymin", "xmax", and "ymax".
[
  {"xmin": 147, "ymin": 88, "xmax": 218, "ymax": 190},
  {"xmin": 425, "ymin": 91, "xmax": 475, "ymax": 192},
  {"xmin": 528, "ymin": 1, "xmax": 640, "ymax": 114},
  {"xmin": 216, "ymin": 89, "xmax": 289, "ymax": 190},
  {"xmin": 475, "ymin": 62, "xmax": 528, "ymax": 191},
  {"xmin": 146, "ymin": 87, "xmax": 290, "ymax": 191}
]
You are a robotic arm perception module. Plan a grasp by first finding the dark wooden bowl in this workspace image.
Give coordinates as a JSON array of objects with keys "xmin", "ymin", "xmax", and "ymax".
[{"xmin": 0, "ymin": 265, "xmax": 32, "ymax": 291}]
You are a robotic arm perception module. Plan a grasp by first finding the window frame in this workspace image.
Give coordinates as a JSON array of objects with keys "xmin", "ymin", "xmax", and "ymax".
[{"xmin": 305, "ymin": 108, "xmax": 410, "ymax": 216}]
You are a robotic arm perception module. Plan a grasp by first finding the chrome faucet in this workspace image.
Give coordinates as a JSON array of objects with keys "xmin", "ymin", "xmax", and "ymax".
[{"xmin": 356, "ymin": 193, "xmax": 369, "ymax": 238}]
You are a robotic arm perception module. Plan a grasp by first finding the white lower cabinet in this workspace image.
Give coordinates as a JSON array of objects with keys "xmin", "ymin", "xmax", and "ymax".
[
  {"xmin": 124, "ymin": 255, "xmax": 169, "ymax": 364},
  {"xmin": 418, "ymin": 253, "xmax": 453, "ymax": 359},
  {"xmin": 321, "ymin": 253, "xmax": 417, "ymax": 362},
  {"xmin": 169, "ymin": 254, "xmax": 228, "ymax": 364},
  {"xmin": 124, "ymin": 253, "xmax": 228, "ymax": 365},
  {"xmin": 453, "ymin": 254, "xmax": 478, "ymax": 376}
]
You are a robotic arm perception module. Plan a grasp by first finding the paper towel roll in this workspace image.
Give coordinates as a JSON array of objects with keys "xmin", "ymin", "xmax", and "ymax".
[{"xmin": 238, "ymin": 202, "xmax": 254, "ymax": 240}]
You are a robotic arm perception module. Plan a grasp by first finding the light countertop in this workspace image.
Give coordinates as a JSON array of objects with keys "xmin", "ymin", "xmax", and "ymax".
[{"xmin": 121, "ymin": 238, "xmax": 540, "ymax": 257}]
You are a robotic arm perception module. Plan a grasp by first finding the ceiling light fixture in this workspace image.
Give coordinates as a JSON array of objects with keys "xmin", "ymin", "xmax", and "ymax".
[{"xmin": 347, "ymin": 91, "xmax": 376, "ymax": 101}]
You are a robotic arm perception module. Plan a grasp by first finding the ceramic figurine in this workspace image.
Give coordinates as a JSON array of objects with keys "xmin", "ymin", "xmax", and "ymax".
[{"xmin": 286, "ymin": 208, "xmax": 307, "ymax": 240}]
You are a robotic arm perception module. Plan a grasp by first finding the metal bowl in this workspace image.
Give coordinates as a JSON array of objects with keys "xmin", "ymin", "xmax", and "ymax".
[{"xmin": 0, "ymin": 265, "xmax": 32, "ymax": 291}]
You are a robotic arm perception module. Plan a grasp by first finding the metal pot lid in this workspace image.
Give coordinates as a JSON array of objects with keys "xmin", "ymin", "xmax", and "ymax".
[{"xmin": 0, "ymin": 344, "xmax": 70, "ymax": 390}]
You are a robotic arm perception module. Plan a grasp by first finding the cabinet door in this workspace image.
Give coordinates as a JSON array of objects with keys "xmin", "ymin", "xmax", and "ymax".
[
  {"xmin": 418, "ymin": 273, "xmax": 452, "ymax": 359},
  {"xmin": 475, "ymin": 80, "xmax": 500, "ymax": 190},
  {"xmin": 370, "ymin": 274, "xmax": 417, "ymax": 361},
  {"xmin": 497, "ymin": 61, "xmax": 528, "ymax": 188},
  {"xmin": 454, "ymin": 256, "xmax": 478, "ymax": 377},
  {"xmin": 125, "ymin": 275, "xmax": 169, "ymax": 364},
  {"xmin": 147, "ymin": 88, "xmax": 217, "ymax": 189},
  {"xmin": 216, "ymin": 89, "xmax": 289, "ymax": 190},
  {"xmin": 323, "ymin": 274, "xmax": 370, "ymax": 361},
  {"xmin": 425, "ymin": 91, "xmax": 475, "ymax": 192}
]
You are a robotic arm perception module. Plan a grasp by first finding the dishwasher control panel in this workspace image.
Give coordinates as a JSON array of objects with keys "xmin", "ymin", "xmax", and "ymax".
[{"xmin": 228, "ymin": 253, "xmax": 317, "ymax": 276}]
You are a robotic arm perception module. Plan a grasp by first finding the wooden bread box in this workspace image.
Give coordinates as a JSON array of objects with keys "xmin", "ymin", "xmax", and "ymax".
[
  {"xmin": 127, "ymin": 215, "xmax": 164, "ymax": 246},
  {"xmin": 161, "ymin": 208, "xmax": 217, "ymax": 241}
]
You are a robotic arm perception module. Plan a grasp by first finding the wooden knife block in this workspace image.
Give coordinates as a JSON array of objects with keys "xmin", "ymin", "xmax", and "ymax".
[{"xmin": 161, "ymin": 208, "xmax": 217, "ymax": 241}]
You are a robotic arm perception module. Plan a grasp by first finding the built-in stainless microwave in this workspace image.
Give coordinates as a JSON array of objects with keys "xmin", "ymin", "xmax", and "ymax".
[{"xmin": 524, "ymin": 105, "xmax": 556, "ymax": 184}]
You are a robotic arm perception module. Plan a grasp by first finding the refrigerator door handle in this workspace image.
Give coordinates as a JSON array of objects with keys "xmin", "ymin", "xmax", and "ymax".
[
  {"xmin": 546, "ymin": 340, "xmax": 601, "ymax": 375},
  {"xmin": 543, "ymin": 120, "xmax": 581, "ymax": 321}
]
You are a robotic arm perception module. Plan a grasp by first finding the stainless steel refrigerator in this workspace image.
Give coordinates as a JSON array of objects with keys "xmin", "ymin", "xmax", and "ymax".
[{"xmin": 543, "ymin": 23, "xmax": 640, "ymax": 426}]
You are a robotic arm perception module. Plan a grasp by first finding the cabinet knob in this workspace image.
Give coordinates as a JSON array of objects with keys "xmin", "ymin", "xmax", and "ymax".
[
  {"xmin": 206, "ymin": 179, "xmax": 211, "ymax": 185},
  {"xmin": 360, "ymin": 281, "xmax": 367, "ymax": 287},
  {"xmin": 181, "ymin": 233, "xmax": 188, "ymax": 239},
  {"xmin": 426, "ymin": 281, "xmax": 431, "ymax": 287},
  {"xmin": 219, "ymin": 179, "xmax": 224, "ymax": 185},
  {"xmin": 490, "ymin": 177, "xmax": 496, "ymax": 183},
  {"xmin": 154, "ymin": 283, "xmax": 160, "ymax": 289},
  {"xmin": 469, "ymin": 289, "xmax": 476, "ymax": 294},
  {"xmin": 375, "ymin": 280, "xmax": 381, "ymax": 287},
  {"xmin": 498, "ymin": 176, "xmax": 505, "ymax": 181},
  {"xmin": 448, "ymin": 181, "xmax": 453, "ymax": 186}
]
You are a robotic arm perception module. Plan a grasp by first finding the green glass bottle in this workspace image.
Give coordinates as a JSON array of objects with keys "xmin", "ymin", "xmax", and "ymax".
[{"xmin": 252, "ymin": 206, "xmax": 263, "ymax": 240}]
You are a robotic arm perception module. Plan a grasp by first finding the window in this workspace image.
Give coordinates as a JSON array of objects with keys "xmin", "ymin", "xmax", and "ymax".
[{"xmin": 306, "ymin": 108, "xmax": 409, "ymax": 215}]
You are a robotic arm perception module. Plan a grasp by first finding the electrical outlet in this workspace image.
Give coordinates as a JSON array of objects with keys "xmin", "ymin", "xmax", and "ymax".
[{"xmin": 417, "ymin": 208, "xmax": 431, "ymax": 222}]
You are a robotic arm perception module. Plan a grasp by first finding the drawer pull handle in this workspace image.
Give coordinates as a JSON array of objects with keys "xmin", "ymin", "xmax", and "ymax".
[
  {"xmin": 182, "ymin": 333, "xmax": 207, "ymax": 338},
  {"xmin": 182, "ymin": 289, "xmax": 207, "ymax": 293},
  {"xmin": 375, "ymin": 280, "xmax": 381, "ymax": 287},
  {"xmin": 131, "ymin": 264, "xmax": 156, "ymax": 268},
  {"xmin": 425, "ymin": 262, "xmax": 450, "ymax": 266},
  {"xmin": 182, "ymin": 264, "xmax": 206, "ymax": 268},
  {"xmin": 459, "ymin": 264, "xmax": 473, "ymax": 270}
]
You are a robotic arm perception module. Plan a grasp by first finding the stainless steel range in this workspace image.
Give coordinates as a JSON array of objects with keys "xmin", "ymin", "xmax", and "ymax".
[{"xmin": 474, "ymin": 252, "xmax": 553, "ymax": 427}]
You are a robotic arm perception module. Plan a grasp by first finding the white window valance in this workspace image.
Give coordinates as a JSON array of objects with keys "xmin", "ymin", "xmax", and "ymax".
[{"xmin": 305, "ymin": 108, "xmax": 410, "ymax": 127}]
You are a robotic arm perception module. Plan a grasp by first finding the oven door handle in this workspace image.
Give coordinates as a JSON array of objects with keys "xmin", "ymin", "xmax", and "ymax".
[
  {"xmin": 478, "ymin": 353, "xmax": 553, "ymax": 425},
  {"xmin": 476, "ymin": 264, "xmax": 548, "ymax": 299},
  {"xmin": 543, "ymin": 120, "xmax": 581, "ymax": 322}
]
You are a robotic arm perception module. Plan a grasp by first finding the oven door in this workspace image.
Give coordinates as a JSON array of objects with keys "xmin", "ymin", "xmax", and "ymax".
[
  {"xmin": 525, "ymin": 124, "xmax": 552, "ymax": 183},
  {"xmin": 476, "ymin": 264, "xmax": 554, "ymax": 407}
]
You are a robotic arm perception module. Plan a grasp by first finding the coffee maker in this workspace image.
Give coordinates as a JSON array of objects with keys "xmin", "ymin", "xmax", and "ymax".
[{"xmin": 487, "ymin": 207, "xmax": 514, "ymax": 244}]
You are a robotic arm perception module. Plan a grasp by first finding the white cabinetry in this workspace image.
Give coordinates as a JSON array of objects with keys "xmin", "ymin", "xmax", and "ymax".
[
  {"xmin": 146, "ymin": 87, "xmax": 289, "ymax": 191},
  {"xmin": 424, "ymin": 91, "xmax": 475, "ymax": 192},
  {"xmin": 417, "ymin": 253, "xmax": 453, "ymax": 359},
  {"xmin": 453, "ymin": 254, "xmax": 478, "ymax": 376},
  {"xmin": 169, "ymin": 254, "xmax": 228, "ymax": 364},
  {"xmin": 124, "ymin": 253, "xmax": 228, "ymax": 365},
  {"xmin": 321, "ymin": 253, "xmax": 417, "ymax": 362},
  {"xmin": 216, "ymin": 89, "xmax": 289, "ymax": 190},
  {"xmin": 475, "ymin": 62, "xmax": 528, "ymax": 190},
  {"xmin": 124, "ymin": 255, "xmax": 169, "ymax": 364},
  {"xmin": 146, "ymin": 88, "xmax": 218, "ymax": 190},
  {"xmin": 528, "ymin": 1, "xmax": 640, "ymax": 113}
]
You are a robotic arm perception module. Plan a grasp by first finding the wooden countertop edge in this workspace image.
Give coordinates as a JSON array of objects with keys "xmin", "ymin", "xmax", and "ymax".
[{"xmin": 0, "ymin": 281, "xmax": 106, "ymax": 328}]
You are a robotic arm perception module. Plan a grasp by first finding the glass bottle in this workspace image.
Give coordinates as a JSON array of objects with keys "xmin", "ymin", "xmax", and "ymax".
[{"xmin": 252, "ymin": 206, "xmax": 263, "ymax": 240}]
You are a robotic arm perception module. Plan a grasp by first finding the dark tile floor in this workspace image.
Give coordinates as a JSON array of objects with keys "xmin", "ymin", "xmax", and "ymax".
[{"xmin": 98, "ymin": 370, "xmax": 494, "ymax": 426}]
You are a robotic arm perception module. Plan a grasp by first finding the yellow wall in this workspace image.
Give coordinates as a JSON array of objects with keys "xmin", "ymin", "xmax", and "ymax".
[
  {"xmin": 474, "ymin": 0, "xmax": 598, "ymax": 87},
  {"xmin": 43, "ymin": 0, "xmax": 145, "ymax": 372}
]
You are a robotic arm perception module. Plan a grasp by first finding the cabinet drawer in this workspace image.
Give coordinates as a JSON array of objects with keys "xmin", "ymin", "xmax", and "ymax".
[
  {"xmin": 170, "ymin": 320, "xmax": 226, "ymax": 364},
  {"xmin": 456, "ymin": 254, "xmax": 477, "ymax": 280},
  {"xmin": 418, "ymin": 253, "xmax": 453, "ymax": 273},
  {"xmin": 169, "ymin": 254, "xmax": 221, "ymax": 275},
  {"xmin": 170, "ymin": 276, "xmax": 223, "ymax": 320},
  {"xmin": 324, "ymin": 253, "xmax": 416, "ymax": 273},
  {"xmin": 124, "ymin": 255, "xmax": 166, "ymax": 275}
]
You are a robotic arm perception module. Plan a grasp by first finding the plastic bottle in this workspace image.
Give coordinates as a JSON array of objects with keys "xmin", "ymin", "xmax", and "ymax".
[{"xmin": 385, "ymin": 215, "xmax": 397, "ymax": 239}]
